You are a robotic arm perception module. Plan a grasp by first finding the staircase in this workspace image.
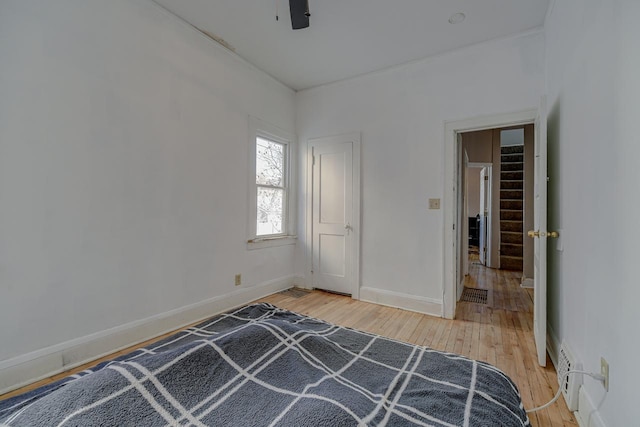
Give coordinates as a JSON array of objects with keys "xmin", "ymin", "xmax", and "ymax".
[{"xmin": 500, "ymin": 145, "xmax": 524, "ymax": 271}]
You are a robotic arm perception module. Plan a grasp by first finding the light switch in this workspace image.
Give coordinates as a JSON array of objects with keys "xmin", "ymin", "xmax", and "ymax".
[{"xmin": 429, "ymin": 198, "xmax": 440, "ymax": 210}]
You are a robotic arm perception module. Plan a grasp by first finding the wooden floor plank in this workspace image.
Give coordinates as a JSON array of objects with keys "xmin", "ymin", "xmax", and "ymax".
[{"xmin": 1, "ymin": 258, "xmax": 577, "ymax": 426}]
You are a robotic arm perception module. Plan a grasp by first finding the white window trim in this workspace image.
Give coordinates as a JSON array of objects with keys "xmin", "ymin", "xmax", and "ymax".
[{"xmin": 247, "ymin": 116, "xmax": 297, "ymax": 250}]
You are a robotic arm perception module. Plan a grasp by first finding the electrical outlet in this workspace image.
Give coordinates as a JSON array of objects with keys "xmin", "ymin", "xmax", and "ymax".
[
  {"xmin": 600, "ymin": 357, "xmax": 609, "ymax": 391},
  {"xmin": 235, "ymin": 274, "xmax": 241, "ymax": 286},
  {"xmin": 428, "ymin": 198, "xmax": 440, "ymax": 210}
]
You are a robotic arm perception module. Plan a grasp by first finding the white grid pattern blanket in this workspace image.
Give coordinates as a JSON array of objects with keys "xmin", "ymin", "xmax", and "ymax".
[{"xmin": 0, "ymin": 303, "xmax": 529, "ymax": 426}]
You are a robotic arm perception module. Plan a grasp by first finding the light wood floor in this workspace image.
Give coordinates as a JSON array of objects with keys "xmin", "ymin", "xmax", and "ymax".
[
  {"xmin": 258, "ymin": 263, "xmax": 576, "ymax": 427},
  {"xmin": 1, "ymin": 259, "xmax": 576, "ymax": 426}
]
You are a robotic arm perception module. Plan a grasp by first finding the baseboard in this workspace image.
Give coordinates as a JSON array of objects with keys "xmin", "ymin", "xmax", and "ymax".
[
  {"xmin": 359, "ymin": 287, "xmax": 442, "ymax": 317},
  {"xmin": 521, "ymin": 277, "xmax": 534, "ymax": 288},
  {"xmin": 0, "ymin": 276, "xmax": 294, "ymax": 395},
  {"xmin": 576, "ymin": 387, "xmax": 607, "ymax": 427},
  {"xmin": 547, "ymin": 324, "xmax": 561, "ymax": 368}
]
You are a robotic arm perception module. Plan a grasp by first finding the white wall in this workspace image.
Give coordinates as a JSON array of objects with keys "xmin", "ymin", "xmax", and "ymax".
[
  {"xmin": 0, "ymin": 0, "xmax": 295, "ymax": 369},
  {"xmin": 545, "ymin": 0, "xmax": 640, "ymax": 425},
  {"xmin": 296, "ymin": 31, "xmax": 544, "ymax": 307}
]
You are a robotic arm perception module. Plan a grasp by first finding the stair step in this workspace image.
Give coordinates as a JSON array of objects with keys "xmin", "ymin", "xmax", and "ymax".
[
  {"xmin": 501, "ymin": 146, "xmax": 524, "ymax": 154},
  {"xmin": 501, "ymin": 243, "xmax": 524, "ymax": 257},
  {"xmin": 500, "ymin": 190, "xmax": 523, "ymax": 200},
  {"xmin": 501, "ymin": 199, "xmax": 523, "ymax": 210},
  {"xmin": 500, "ymin": 256, "xmax": 523, "ymax": 271},
  {"xmin": 500, "ymin": 210, "xmax": 523, "ymax": 221},
  {"xmin": 501, "ymin": 154, "xmax": 523, "ymax": 163},
  {"xmin": 501, "ymin": 231, "xmax": 524, "ymax": 244},
  {"xmin": 501, "ymin": 180, "xmax": 523, "ymax": 190},
  {"xmin": 501, "ymin": 162, "xmax": 524, "ymax": 171},
  {"xmin": 501, "ymin": 171, "xmax": 523, "ymax": 181},
  {"xmin": 500, "ymin": 220, "xmax": 522, "ymax": 232}
]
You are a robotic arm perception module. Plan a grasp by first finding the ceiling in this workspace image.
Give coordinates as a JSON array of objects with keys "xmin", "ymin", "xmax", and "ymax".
[{"xmin": 153, "ymin": 0, "xmax": 550, "ymax": 91}]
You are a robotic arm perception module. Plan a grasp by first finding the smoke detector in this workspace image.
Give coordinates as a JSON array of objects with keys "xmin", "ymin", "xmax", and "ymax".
[{"xmin": 448, "ymin": 13, "xmax": 466, "ymax": 24}]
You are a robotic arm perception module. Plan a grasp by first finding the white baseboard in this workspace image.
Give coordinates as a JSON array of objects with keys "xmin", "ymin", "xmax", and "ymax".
[
  {"xmin": 576, "ymin": 387, "xmax": 607, "ymax": 427},
  {"xmin": 521, "ymin": 277, "xmax": 534, "ymax": 288},
  {"xmin": 0, "ymin": 276, "xmax": 294, "ymax": 395},
  {"xmin": 546, "ymin": 327, "xmax": 608, "ymax": 427},
  {"xmin": 547, "ymin": 324, "xmax": 561, "ymax": 369},
  {"xmin": 359, "ymin": 287, "xmax": 442, "ymax": 317}
]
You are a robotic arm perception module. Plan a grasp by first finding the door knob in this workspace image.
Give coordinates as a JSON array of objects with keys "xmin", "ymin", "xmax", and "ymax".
[
  {"xmin": 528, "ymin": 230, "xmax": 560, "ymax": 238},
  {"xmin": 345, "ymin": 223, "xmax": 352, "ymax": 235}
]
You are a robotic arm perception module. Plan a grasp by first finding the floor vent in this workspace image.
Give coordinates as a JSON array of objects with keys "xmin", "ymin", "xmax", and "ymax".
[
  {"xmin": 460, "ymin": 287, "xmax": 488, "ymax": 304},
  {"xmin": 557, "ymin": 341, "xmax": 582, "ymax": 411}
]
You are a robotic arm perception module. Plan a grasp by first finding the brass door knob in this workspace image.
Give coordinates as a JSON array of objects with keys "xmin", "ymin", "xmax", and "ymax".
[{"xmin": 527, "ymin": 230, "xmax": 560, "ymax": 238}]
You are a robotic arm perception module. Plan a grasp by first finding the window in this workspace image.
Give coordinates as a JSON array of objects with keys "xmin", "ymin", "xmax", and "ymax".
[
  {"xmin": 256, "ymin": 137, "xmax": 286, "ymax": 236},
  {"xmin": 248, "ymin": 117, "xmax": 296, "ymax": 248}
]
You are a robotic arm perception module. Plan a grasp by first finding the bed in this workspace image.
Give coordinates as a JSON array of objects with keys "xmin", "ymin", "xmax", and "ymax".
[{"xmin": 0, "ymin": 303, "xmax": 529, "ymax": 426}]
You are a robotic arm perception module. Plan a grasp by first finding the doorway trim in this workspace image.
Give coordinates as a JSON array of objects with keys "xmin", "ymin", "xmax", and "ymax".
[
  {"xmin": 443, "ymin": 109, "xmax": 536, "ymax": 319},
  {"xmin": 465, "ymin": 162, "xmax": 492, "ymax": 279},
  {"xmin": 305, "ymin": 132, "xmax": 361, "ymax": 299}
]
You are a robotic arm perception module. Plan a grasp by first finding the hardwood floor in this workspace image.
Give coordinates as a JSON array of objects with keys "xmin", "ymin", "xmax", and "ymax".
[
  {"xmin": 258, "ymin": 262, "xmax": 576, "ymax": 427},
  {"xmin": 1, "ymin": 259, "xmax": 576, "ymax": 426}
]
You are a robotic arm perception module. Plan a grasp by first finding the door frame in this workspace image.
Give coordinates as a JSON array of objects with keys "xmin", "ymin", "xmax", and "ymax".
[
  {"xmin": 305, "ymin": 132, "xmax": 361, "ymax": 298},
  {"xmin": 443, "ymin": 109, "xmax": 536, "ymax": 319},
  {"xmin": 460, "ymin": 161, "xmax": 491, "ymax": 294},
  {"xmin": 469, "ymin": 162, "xmax": 492, "ymax": 269}
]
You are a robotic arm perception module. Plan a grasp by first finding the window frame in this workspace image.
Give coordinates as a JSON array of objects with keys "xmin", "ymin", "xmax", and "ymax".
[{"xmin": 247, "ymin": 117, "xmax": 296, "ymax": 249}]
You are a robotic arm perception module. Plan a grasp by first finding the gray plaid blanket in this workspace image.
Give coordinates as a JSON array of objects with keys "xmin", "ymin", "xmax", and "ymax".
[{"xmin": 0, "ymin": 303, "xmax": 529, "ymax": 426}]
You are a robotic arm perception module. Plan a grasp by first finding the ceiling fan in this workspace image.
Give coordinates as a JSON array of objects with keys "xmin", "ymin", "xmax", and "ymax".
[{"xmin": 289, "ymin": 0, "xmax": 310, "ymax": 30}]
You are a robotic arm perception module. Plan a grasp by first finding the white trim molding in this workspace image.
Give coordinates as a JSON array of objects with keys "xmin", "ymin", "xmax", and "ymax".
[
  {"xmin": 576, "ymin": 387, "xmax": 607, "ymax": 427},
  {"xmin": 247, "ymin": 116, "xmax": 297, "ymax": 247},
  {"xmin": 547, "ymin": 324, "xmax": 561, "ymax": 369},
  {"xmin": 359, "ymin": 287, "xmax": 442, "ymax": 317},
  {"xmin": 521, "ymin": 277, "xmax": 534, "ymax": 289},
  {"xmin": 0, "ymin": 276, "xmax": 295, "ymax": 395}
]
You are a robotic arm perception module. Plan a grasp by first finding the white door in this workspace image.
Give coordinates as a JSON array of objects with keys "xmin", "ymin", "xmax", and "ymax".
[
  {"xmin": 531, "ymin": 98, "xmax": 548, "ymax": 367},
  {"xmin": 479, "ymin": 167, "xmax": 491, "ymax": 266},
  {"xmin": 310, "ymin": 136, "xmax": 359, "ymax": 295}
]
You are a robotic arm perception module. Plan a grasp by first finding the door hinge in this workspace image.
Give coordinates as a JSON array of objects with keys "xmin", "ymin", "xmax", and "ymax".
[
  {"xmin": 484, "ymin": 175, "xmax": 489, "ymax": 181},
  {"xmin": 312, "ymin": 155, "xmax": 316, "ymax": 166},
  {"xmin": 453, "ymin": 224, "xmax": 455, "ymax": 230}
]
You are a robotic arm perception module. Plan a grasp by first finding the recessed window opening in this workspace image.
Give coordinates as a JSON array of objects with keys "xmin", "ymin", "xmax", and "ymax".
[{"xmin": 256, "ymin": 136, "xmax": 287, "ymax": 236}]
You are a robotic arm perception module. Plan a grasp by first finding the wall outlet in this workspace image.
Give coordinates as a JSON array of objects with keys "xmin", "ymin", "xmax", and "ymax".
[
  {"xmin": 234, "ymin": 274, "xmax": 241, "ymax": 286},
  {"xmin": 601, "ymin": 357, "xmax": 609, "ymax": 391},
  {"xmin": 428, "ymin": 198, "xmax": 440, "ymax": 209}
]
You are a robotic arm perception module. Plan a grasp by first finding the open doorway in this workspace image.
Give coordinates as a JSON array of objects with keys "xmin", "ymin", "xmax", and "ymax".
[
  {"xmin": 455, "ymin": 125, "xmax": 538, "ymax": 356},
  {"xmin": 443, "ymin": 105, "xmax": 549, "ymax": 367},
  {"xmin": 443, "ymin": 109, "xmax": 537, "ymax": 320},
  {"xmin": 459, "ymin": 124, "xmax": 534, "ymax": 289}
]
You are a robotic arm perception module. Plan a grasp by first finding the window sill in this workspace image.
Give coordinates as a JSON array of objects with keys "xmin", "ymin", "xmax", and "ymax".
[{"xmin": 246, "ymin": 236, "xmax": 297, "ymax": 250}]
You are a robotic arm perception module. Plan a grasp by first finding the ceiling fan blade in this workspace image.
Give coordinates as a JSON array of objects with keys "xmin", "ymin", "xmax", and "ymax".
[{"xmin": 289, "ymin": 0, "xmax": 309, "ymax": 30}]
